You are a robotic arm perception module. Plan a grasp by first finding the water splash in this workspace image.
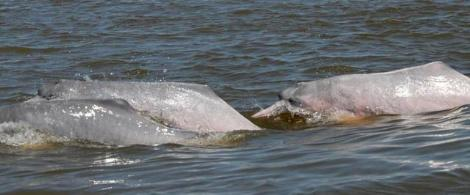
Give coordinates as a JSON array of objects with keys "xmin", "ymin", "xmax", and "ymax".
[{"xmin": 0, "ymin": 122, "xmax": 67, "ymax": 147}]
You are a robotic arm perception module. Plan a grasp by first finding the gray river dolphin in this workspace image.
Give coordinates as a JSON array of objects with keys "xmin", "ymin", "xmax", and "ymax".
[
  {"xmin": 253, "ymin": 61, "xmax": 470, "ymax": 121},
  {"xmin": 0, "ymin": 99, "xmax": 199, "ymax": 146},
  {"xmin": 39, "ymin": 80, "xmax": 260, "ymax": 132}
]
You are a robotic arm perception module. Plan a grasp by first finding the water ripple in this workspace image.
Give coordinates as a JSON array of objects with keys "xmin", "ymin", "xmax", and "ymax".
[{"xmin": 1, "ymin": 0, "xmax": 470, "ymax": 194}]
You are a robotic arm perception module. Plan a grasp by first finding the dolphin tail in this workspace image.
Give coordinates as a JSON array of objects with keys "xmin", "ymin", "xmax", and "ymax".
[{"xmin": 252, "ymin": 100, "xmax": 287, "ymax": 118}]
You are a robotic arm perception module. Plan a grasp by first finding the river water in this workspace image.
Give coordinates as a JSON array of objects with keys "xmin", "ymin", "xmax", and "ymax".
[{"xmin": 1, "ymin": 0, "xmax": 470, "ymax": 194}]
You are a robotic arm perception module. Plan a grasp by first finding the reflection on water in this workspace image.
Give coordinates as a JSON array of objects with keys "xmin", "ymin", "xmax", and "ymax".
[
  {"xmin": 92, "ymin": 153, "xmax": 141, "ymax": 167},
  {"xmin": 1, "ymin": 0, "xmax": 470, "ymax": 194}
]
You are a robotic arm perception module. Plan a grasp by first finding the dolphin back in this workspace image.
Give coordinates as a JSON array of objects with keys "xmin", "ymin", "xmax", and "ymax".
[
  {"xmin": 254, "ymin": 61, "xmax": 470, "ymax": 119},
  {"xmin": 0, "ymin": 99, "xmax": 199, "ymax": 146},
  {"xmin": 38, "ymin": 80, "xmax": 261, "ymax": 132}
]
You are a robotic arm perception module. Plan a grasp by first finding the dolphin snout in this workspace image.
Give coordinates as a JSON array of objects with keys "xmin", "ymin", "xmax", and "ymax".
[
  {"xmin": 254, "ymin": 85, "xmax": 300, "ymax": 118},
  {"xmin": 252, "ymin": 100, "xmax": 288, "ymax": 118}
]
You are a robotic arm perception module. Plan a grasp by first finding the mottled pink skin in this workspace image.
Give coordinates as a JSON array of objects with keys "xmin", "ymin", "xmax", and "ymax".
[
  {"xmin": 39, "ymin": 81, "xmax": 261, "ymax": 132},
  {"xmin": 253, "ymin": 61, "xmax": 470, "ymax": 119}
]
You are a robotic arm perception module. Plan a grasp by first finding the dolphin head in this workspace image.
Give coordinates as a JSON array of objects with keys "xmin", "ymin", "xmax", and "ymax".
[{"xmin": 252, "ymin": 82, "xmax": 315, "ymax": 118}]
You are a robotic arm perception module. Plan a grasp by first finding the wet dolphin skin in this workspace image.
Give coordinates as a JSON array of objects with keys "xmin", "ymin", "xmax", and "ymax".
[
  {"xmin": 253, "ymin": 61, "xmax": 470, "ymax": 121},
  {"xmin": 0, "ymin": 99, "xmax": 198, "ymax": 146},
  {"xmin": 39, "ymin": 80, "xmax": 260, "ymax": 132}
]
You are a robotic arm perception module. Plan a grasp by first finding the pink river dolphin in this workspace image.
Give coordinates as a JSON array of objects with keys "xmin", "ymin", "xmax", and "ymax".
[
  {"xmin": 253, "ymin": 61, "xmax": 470, "ymax": 122},
  {"xmin": 38, "ymin": 80, "xmax": 261, "ymax": 132}
]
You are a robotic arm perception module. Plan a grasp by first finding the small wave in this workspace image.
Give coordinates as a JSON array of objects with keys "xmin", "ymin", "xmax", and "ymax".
[
  {"xmin": 408, "ymin": 31, "xmax": 455, "ymax": 39},
  {"xmin": 0, "ymin": 46, "xmax": 61, "ymax": 55},
  {"xmin": 231, "ymin": 9, "xmax": 255, "ymax": 16},
  {"xmin": 448, "ymin": 51, "xmax": 470, "ymax": 60},
  {"xmin": 72, "ymin": 59, "xmax": 131, "ymax": 68},
  {"xmin": 302, "ymin": 65, "xmax": 357, "ymax": 75},
  {"xmin": 192, "ymin": 25, "xmax": 225, "ymax": 34},
  {"xmin": 0, "ymin": 93, "xmax": 36, "ymax": 106},
  {"xmin": 365, "ymin": 18, "xmax": 404, "ymax": 27},
  {"xmin": 123, "ymin": 68, "xmax": 150, "ymax": 79},
  {"xmin": 191, "ymin": 51, "xmax": 226, "ymax": 61},
  {"xmin": 112, "ymin": 16, "xmax": 164, "ymax": 29},
  {"xmin": 198, "ymin": 130, "xmax": 269, "ymax": 147},
  {"xmin": 91, "ymin": 153, "xmax": 141, "ymax": 167}
]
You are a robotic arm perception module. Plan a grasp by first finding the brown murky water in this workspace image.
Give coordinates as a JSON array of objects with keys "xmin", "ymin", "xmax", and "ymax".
[{"xmin": 1, "ymin": 0, "xmax": 470, "ymax": 194}]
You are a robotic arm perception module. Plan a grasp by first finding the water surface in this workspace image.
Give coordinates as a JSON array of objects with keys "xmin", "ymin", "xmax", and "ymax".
[{"xmin": 1, "ymin": 0, "xmax": 470, "ymax": 194}]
